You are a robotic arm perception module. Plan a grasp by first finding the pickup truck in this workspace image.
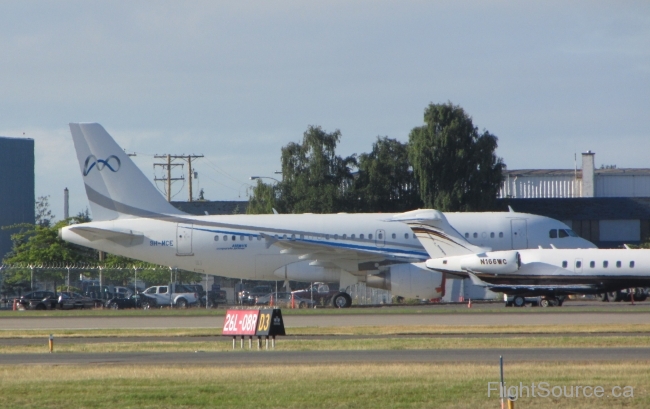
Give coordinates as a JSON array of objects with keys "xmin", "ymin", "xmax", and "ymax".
[{"xmin": 142, "ymin": 284, "xmax": 199, "ymax": 308}]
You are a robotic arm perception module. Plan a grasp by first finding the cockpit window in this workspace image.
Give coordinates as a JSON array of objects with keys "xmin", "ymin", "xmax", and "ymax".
[
  {"xmin": 549, "ymin": 229, "xmax": 557, "ymax": 239},
  {"xmin": 559, "ymin": 229, "xmax": 569, "ymax": 238}
]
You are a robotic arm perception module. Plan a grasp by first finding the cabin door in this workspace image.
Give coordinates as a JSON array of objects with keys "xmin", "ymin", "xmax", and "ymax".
[
  {"xmin": 510, "ymin": 219, "xmax": 528, "ymax": 250},
  {"xmin": 176, "ymin": 224, "xmax": 194, "ymax": 256}
]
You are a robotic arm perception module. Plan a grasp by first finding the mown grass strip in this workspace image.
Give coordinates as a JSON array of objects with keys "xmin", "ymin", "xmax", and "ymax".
[
  {"xmin": 0, "ymin": 362, "xmax": 648, "ymax": 408},
  {"xmin": 2, "ymin": 323, "xmax": 650, "ymax": 339},
  {"xmin": 2, "ymin": 335, "xmax": 650, "ymax": 354}
]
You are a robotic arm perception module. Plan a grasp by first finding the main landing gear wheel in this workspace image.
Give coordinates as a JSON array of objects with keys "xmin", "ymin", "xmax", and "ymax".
[
  {"xmin": 332, "ymin": 292, "xmax": 352, "ymax": 308},
  {"xmin": 513, "ymin": 296, "xmax": 526, "ymax": 307},
  {"xmin": 540, "ymin": 298, "xmax": 550, "ymax": 308},
  {"xmin": 599, "ymin": 293, "xmax": 608, "ymax": 302}
]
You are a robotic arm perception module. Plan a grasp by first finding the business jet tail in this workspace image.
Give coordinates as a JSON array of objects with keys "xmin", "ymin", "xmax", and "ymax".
[
  {"xmin": 392, "ymin": 209, "xmax": 487, "ymax": 259},
  {"xmin": 69, "ymin": 123, "xmax": 185, "ymax": 221}
]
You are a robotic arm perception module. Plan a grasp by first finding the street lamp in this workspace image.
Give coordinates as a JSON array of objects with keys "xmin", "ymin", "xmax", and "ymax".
[{"xmin": 250, "ymin": 176, "xmax": 281, "ymax": 183}]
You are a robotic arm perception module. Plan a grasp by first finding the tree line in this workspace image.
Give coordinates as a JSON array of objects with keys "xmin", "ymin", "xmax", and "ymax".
[{"xmin": 247, "ymin": 102, "xmax": 505, "ymax": 214}]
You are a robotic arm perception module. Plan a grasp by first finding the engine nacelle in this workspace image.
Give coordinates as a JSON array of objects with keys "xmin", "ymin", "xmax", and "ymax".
[
  {"xmin": 274, "ymin": 261, "xmax": 341, "ymax": 282},
  {"xmin": 459, "ymin": 251, "xmax": 520, "ymax": 274},
  {"xmin": 366, "ymin": 262, "xmax": 444, "ymax": 300}
]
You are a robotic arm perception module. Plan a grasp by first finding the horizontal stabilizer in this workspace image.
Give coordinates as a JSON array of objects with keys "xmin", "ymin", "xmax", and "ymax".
[{"xmin": 67, "ymin": 226, "xmax": 144, "ymax": 246}]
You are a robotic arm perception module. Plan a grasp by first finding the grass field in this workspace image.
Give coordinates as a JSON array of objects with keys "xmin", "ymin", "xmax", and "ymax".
[
  {"xmin": 1, "ymin": 362, "xmax": 648, "ymax": 408},
  {"xmin": 2, "ymin": 310, "xmax": 649, "ymax": 407}
]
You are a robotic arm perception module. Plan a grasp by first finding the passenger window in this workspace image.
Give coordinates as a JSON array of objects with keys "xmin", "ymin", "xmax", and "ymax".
[
  {"xmin": 499, "ymin": 232, "xmax": 504, "ymax": 238},
  {"xmin": 465, "ymin": 233, "xmax": 469, "ymax": 238},
  {"xmin": 369, "ymin": 234, "xmax": 373, "ymax": 240},
  {"xmin": 630, "ymin": 261, "xmax": 635, "ymax": 268},
  {"xmin": 351, "ymin": 234, "xmax": 356, "ymax": 239},
  {"xmin": 257, "ymin": 236, "xmax": 262, "ymax": 241},
  {"xmin": 342, "ymin": 234, "xmax": 347, "ymax": 239},
  {"xmin": 378, "ymin": 233, "xmax": 383, "ymax": 240},
  {"xmin": 223, "ymin": 235, "xmax": 228, "ymax": 241},
  {"xmin": 360, "ymin": 234, "xmax": 364, "ymax": 239},
  {"xmin": 603, "ymin": 261, "xmax": 608, "ymax": 268},
  {"xmin": 490, "ymin": 232, "xmax": 495, "ymax": 238},
  {"xmin": 559, "ymin": 230, "xmax": 569, "ymax": 238},
  {"xmin": 214, "ymin": 236, "xmax": 219, "ymax": 241},
  {"xmin": 249, "ymin": 236, "xmax": 253, "ymax": 241},
  {"xmin": 412, "ymin": 234, "xmax": 416, "ymax": 239},
  {"xmin": 325, "ymin": 234, "xmax": 330, "ymax": 240},
  {"xmin": 300, "ymin": 234, "xmax": 304, "ymax": 240},
  {"xmin": 405, "ymin": 233, "xmax": 409, "ymax": 239},
  {"xmin": 473, "ymin": 232, "xmax": 478, "ymax": 238},
  {"xmin": 562, "ymin": 261, "xmax": 567, "ymax": 268},
  {"xmin": 241, "ymin": 235, "xmax": 245, "ymax": 241},
  {"xmin": 576, "ymin": 261, "xmax": 582, "ymax": 268},
  {"xmin": 616, "ymin": 261, "xmax": 621, "ymax": 268},
  {"xmin": 392, "ymin": 233, "xmax": 396, "ymax": 239},
  {"xmin": 231, "ymin": 235, "xmax": 236, "ymax": 241},
  {"xmin": 590, "ymin": 261, "xmax": 595, "ymax": 268},
  {"xmin": 334, "ymin": 234, "xmax": 339, "ymax": 240},
  {"xmin": 549, "ymin": 229, "xmax": 557, "ymax": 239}
]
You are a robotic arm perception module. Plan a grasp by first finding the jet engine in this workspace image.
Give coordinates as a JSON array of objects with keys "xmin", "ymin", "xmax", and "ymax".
[
  {"xmin": 366, "ymin": 262, "xmax": 444, "ymax": 300},
  {"xmin": 459, "ymin": 251, "xmax": 521, "ymax": 274}
]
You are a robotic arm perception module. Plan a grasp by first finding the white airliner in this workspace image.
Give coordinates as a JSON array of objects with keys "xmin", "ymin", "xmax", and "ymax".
[
  {"xmin": 399, "ymin": 209, "xmax": 650, "ymax": 306},
  {"xmin": 60, "ymin": 123, "xmax": 595, "ymax": 307}
]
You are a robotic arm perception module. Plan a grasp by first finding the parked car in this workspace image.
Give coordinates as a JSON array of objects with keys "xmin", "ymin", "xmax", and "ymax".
[
  {"xmin": 255, "ymin": 292, "xmax": 316, "ymax": 308},
  {"xmin": 105, "ymin": 293, "xmax": 157, "ymax": 310},
  {"xmin": 292, "ymin": 282, "xmax": 340, "ymax": 306},
  {"xmin": 142, "ymin": 284, "xmax": 199, "ymax": 308},
  {"xmin": 59, "ymin": 291, "xmax": 98, "ymax": 309},
  {"xmin": 239, "ymin": 285, "xmax": 273, "ymax": 305},
  {"xmin": 15, "ymin": 291, "xmax": 56, "ymax": 309},
  {"xmin": 27, "ymin": 294, "xmax": 75, "ymax": 310},
  {"xmin": 199, "ymin": 290, "xmax": 228, "ymax": 308}
]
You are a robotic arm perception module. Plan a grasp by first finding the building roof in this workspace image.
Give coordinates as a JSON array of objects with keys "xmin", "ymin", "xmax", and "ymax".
[{"xmin": 504, "ymin": 168, "xmax": 650, "ymax": 178}]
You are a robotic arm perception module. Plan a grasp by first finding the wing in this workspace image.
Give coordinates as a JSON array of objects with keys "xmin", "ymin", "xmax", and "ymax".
[{"xmin": 260, "ymin": 233, "xmax": 426, "ymax": 273}]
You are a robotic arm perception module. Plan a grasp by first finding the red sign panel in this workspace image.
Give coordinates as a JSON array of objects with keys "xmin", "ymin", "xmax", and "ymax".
[{"xmin": 222, "ymin": 310, "xmax": 260, "ymax": 335}]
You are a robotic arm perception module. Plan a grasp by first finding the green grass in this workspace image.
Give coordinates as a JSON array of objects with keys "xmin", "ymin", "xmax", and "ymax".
[{"xmin": 1, "ymin": 362, "xmax": 648, "ymax": 408}]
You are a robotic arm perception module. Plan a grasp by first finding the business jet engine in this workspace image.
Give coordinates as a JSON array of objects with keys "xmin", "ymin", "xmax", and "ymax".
[
  {"xmin": 426, "ymin": 251, "xmax": 521, "ymax": 275},
  {"xmin": 365, "ymin": 262, "xmax": 445, "ymax": 300}
]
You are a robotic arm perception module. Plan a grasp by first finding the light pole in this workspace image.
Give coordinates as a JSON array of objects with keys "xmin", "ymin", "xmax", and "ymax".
[{"xmin": 250, "ymin": 176, "xmax": 281, "ymax": 183}]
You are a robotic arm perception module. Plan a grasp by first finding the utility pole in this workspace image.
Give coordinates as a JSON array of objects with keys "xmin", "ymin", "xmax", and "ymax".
[{"xmin": 154, "ymin": 154, "xmax": 204, "ymax": 202}]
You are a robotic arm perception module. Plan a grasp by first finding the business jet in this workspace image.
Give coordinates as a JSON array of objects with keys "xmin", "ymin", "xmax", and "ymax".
[
  {"xmin": 59, "ymin": 123, "xmax": 596, "ymax": 307},
  {"xmin": 398, "ymin": 209, "xmax": 650, "ymax": 307}
]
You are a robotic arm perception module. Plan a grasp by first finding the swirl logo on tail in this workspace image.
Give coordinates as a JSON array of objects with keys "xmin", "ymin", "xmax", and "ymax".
[{"xmin": 83, "ymin": 155, "xmax": 121, "ymax": 176}]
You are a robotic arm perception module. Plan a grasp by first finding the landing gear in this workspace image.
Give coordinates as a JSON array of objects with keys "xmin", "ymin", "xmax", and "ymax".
[
  {"xmin": 331, "ymin": 292, "xmax": 352, "ymax": 308},
  {"xmin": 512, "ymin": 296, "xmax": 526, "ymax": 307},
  {"xmin": 540, "ymin": 296, "xmax": 563, "ymax": 307}
]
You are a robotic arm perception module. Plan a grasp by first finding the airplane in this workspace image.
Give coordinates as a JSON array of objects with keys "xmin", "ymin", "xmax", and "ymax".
[
  {"xmin": 59, "ymin": 123, "xmax": 596, "ymax": 307},
  {"xmin": 398, "ymin": 209, "xmax": 650, "ymax": 307}
]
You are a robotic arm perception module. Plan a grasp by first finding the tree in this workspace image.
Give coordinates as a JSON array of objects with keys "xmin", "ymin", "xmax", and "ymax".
[
  {"xmin": 35, "ymin": 195, "xmax": 55, "ymax": 227},
  {"xmin": 353, "ymin": 137, "xmax": 422, "ymax": 212},
  {"xmin": 249, "ymin": 125, "xmax": 357, "ymax": 214},
  {"xmin": 408, "ymin": 102, "xmax": 505, "ymax": 211}
]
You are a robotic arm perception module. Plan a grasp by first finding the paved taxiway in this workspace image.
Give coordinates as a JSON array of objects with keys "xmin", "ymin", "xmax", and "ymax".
[{"xmin": 3, "ymin": 348, "xmax": 649, "ymax": 365}]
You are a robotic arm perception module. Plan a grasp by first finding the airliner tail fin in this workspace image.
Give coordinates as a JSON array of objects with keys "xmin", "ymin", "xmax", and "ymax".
[{"xmin": 69, "ymin": 123, "xmax": 185, "ymax": 221}]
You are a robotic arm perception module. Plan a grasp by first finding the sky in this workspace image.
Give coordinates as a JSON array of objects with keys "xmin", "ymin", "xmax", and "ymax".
[{"xmin": 1, "ymin": 1, "xmax": 649, "ymax": 219}]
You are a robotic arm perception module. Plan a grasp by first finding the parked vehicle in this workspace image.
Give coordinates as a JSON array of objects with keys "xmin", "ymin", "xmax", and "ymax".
[
  {"xmin": 255, "ymin": 292, "xmax": 316, "ymax": 308},
  {"xmin": 239, "ymin": 285, "xmax": 273, "ymax": 305},
  {"xmin": 199, "ymin": 290, "xmax": 228, "ymax": 308},
  {"xmin": 105, "ymin": 293, "xmax": 157, "ymax": 310},
  {"xmin": 292, "ymin": 282, "xmax": 340, "ymax": 306},
  {"xmin": 142, "ymin": 284, "xmax": 198, "ymax": 308},
  {"xmin": 15, "ymin": 291, "xmax": 56, "ymax": 309},
  {"xmin": 59, "ymin": 291, "xmax": 98, "ymax": 309}
]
